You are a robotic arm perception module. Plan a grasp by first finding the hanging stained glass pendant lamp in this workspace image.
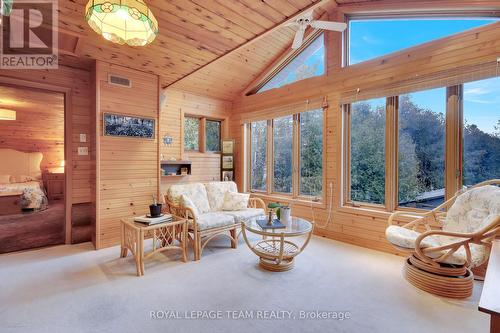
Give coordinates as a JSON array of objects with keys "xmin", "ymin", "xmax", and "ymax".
[{"xmin": 85, "ymin": 0, "xmax": 158, "ymax": 46}]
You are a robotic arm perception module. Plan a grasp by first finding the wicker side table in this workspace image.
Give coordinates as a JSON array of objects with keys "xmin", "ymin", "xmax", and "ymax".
[{"xmin": 120, "ymin": 216, "xmax": 188, "ymax": 276}]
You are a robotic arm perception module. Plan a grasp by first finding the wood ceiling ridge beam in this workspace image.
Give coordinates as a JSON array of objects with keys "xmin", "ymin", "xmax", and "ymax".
[{"xmin": 165, "ymin": 0, "xmax": 334, "ymax": 89}]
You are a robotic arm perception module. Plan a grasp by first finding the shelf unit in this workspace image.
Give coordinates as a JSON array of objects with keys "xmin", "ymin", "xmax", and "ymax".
[{"xmin": 160, "ymin": 160, "xmax": 192, "ymax": 177}]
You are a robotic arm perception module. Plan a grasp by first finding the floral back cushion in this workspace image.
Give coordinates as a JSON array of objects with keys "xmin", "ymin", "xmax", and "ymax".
[
  {"xmin": 222, "ymin": 192, "xmax": 249, "ymax": 211},
  {"xmin": 205, "ymin": 181, "xmax": 238, "ymax": 211},
  {"xmin": 444, "ymin": 185, "xmax": 500, "ymax": 234},
  {"xmin": 167, "ymin": 183, "xmax": 211, "ymax": 214}
]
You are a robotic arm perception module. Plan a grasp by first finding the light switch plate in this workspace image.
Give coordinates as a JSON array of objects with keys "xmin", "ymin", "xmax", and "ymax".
[
  {"xmin": 80, "ymin": 134, "xmax": 87, "ymax": 143},
  {"xmin": 78, "ymin": 147, "xmax": 88, "ymax": 155}
]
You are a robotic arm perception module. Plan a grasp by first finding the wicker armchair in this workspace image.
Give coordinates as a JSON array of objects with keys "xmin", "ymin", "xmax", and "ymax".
[{"xmin": 386, "ymin": 179, "xmax": 500, "ymax": 298}]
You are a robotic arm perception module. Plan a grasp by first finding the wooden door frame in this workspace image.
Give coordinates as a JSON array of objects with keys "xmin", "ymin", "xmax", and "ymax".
[{"xmin": 0, "ymin": 75, "xmax": 73, "ymax": 244}]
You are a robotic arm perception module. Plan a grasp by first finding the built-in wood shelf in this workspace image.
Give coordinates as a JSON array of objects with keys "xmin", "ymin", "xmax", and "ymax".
[{"xmin": 160, "ymin": 160, "xmax": 192, "ymax": 177}]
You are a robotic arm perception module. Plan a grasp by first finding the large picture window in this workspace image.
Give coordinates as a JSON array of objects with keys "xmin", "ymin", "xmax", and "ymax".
[
  {"xmin": 250, "ymin": 120, "xmax": 268, "ymax": 192},
  {"xmin": 343, "ymin": 78, "xmax": 499, "ymax": 212},
  {"xmin": 273, "ymin": 116, "xmax": 293, "ymax": 193},
  {"xmin": 248, "ymin": 108, "xmax": 325, "ymax": 201},
  {"xmin": 349, "ymin": 98, "xmax": 386, "ymax": 205},
  {"xmin": 398, "ymin": 88, "xmax": 446, "ymax": 209},
  {"xmin": 348, "ymin": 18, "xmax": 497, "ymax": 65},
  {"xmin": 463, "ymin": 77, "xmax": 500, "ymax": 186}
]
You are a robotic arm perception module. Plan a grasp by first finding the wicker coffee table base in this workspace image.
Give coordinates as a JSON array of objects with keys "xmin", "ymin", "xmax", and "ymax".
[
  {"xmin": 404, "ymin": 255, "xmax": 473, "ymax": 299},
  {"xmin": 259, "ymin": 257, "xmax": 295, "ymax": 272}
]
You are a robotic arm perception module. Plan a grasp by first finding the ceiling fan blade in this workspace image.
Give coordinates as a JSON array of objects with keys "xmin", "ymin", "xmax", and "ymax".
[
  {"xmin": 284, "ymin": 21, "xmax": 299, "ymax": 27},
  {"xmin": 292, "ymin": 27, "xmax": 305, "ymax": 49},
  {"xmin": 310, "ymin": 20, "xmax": 347, "ymax": 31}
]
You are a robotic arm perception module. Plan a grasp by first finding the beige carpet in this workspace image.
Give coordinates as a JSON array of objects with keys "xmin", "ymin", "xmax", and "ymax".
[{"xmin": 0, "ymin": 235, "xmax": 490, "ymax": 333}]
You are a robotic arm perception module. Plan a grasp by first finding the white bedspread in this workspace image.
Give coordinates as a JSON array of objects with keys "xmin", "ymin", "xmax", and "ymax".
[{"xmin": 0, "ymin": 181, "xmax": 48, "ymax": 209}]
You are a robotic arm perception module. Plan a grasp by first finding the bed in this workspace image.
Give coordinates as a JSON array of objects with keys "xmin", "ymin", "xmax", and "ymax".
[{"xmin": 0, "ymin": 149, "xmax": 49, "ymax": 212}]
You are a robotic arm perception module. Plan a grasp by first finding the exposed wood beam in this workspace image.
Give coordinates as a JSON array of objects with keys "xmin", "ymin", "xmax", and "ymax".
[
  {"xmin": 337, "ymin": 0, "xmax": 500, "ymax": 15},
  {"xmin": 164, "ymin": 0, "xmax": 335, "ymax": 89}
]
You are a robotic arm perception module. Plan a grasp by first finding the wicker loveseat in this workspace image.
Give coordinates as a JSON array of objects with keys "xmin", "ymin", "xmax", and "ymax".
[{"xmin": 164, "ymin": 181, "xmax": 266, "ymax": 260}]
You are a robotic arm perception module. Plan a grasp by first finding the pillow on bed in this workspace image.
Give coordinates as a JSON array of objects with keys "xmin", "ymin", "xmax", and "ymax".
[
  {"xmin": 17, "ymin": 175, "xmax": 35, "ymax": 182},
  {"xmin": 0, "ymin": 175, "xmax": 11, "ymax": 184}
]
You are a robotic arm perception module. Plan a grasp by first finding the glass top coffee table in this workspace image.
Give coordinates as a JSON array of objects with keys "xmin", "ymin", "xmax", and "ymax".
[{"xmin": 241, "ymin": 216, "xmax": 313, "ymax": 272}]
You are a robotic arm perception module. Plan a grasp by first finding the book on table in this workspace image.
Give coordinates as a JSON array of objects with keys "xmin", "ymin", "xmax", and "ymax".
[
  {"xmin": 134, "ymin": 214, "xmax": 173, "ymax": 225},
  {"xmin": 256, "ymin": 218, "xmax": 286, "ymax": 230}
]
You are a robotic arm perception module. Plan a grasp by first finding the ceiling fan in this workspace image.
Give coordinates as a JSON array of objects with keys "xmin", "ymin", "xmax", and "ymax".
[{"xmin": 286, "ymin": 12, "xmax": 347, "ymax": 49}]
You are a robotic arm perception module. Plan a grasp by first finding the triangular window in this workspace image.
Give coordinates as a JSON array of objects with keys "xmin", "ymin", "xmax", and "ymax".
[{"xmin": 255, "ymin": 33, "xmax": 325, "ymax": 94}]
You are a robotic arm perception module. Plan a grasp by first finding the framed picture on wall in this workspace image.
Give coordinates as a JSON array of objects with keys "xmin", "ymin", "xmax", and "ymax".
[
  {"xmin": 222, "ymin": 156, "xmax": 233, "ymax": 169},
  {"xmin": 222, "ymin": 171, "xmax": 234, "ymax": 182},
  {"xmin": 103, "ymin": 113, "xmax": 155, "ymax": 139},
  {"xmin": 222, "ymin": 139, "xmax": 235, "ymax": 154}
]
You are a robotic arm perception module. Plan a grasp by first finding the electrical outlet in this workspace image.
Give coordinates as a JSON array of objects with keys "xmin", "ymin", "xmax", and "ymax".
[
  {"xmin": 80, "ymin": 134, "xmax": 87, "ymax": 143},
  {"xmin": 78, "ymin": 147, "xmax": 88, "ymax": 156}
]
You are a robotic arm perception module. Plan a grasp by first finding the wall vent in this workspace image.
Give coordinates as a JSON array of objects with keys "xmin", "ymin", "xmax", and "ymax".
[{"xmin": 108, "ymin": 74, "xmax": 132, "ymax": 88}]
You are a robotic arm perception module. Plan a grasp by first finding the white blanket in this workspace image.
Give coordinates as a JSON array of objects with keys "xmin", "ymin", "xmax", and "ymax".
[{"xmin": 0, "ymin": 181, "xmax": 48, "ymax": 210}]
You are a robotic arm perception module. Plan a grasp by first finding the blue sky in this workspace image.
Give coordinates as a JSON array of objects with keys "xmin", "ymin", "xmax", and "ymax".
[{"xmin": 350, "ymin": 18, "xmax": 500, "ymax": 134}]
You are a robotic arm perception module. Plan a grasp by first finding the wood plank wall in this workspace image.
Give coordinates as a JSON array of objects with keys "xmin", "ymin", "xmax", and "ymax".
[
  {"xmin": 159, "ymin": 89, "xmax": 232, "ymax": 195},
  {"xmin": 229, "ymin": 20, "xmax": 500, "ymax": 255},
  {"xmin": 95, "ymin": 62, "xmax": 160, "ymax": 248},
  {"xmin": 0, "ymin": 66, "xmax": 93, "ymax": 205},
  {"xmin": 0, "ymin": 86, "xmax": 65, "ymax": 172}
]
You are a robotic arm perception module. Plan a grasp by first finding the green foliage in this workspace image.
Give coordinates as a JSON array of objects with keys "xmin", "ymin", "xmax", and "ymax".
[
  {"xmin": 206, "ymin": 120, "xmax": 221, "ymax": 152},
  {"xmin": 350, "ymin": 101, "xmax": 386, "ymax": 204},
  {"xmin": 273, "ymin": 116, "xmax": 293, "ymax": 193},
  {"xmin": 463, "ymin": 123, "xmax": 500, "ymax": 185},
  {"xmin": 251, "ymin": 121, "xmax": 267, "ymax": 191},
  {"xmin": 184, "ymin": 117, "xmax": 199, "ymax": 150},
  {"xmin": 351, "ymin": 93, "xmax": 499, "ymax": 207},
  {"xmin": 300, "ymin": 109, "xmax": 323, "ymax": 197}
]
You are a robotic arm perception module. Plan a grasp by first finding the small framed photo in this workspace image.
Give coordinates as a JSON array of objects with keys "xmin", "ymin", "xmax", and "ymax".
[
  {"xmin": 103, "ymin": 113, "xmax": 155, "ymax": 139},
  {"xmin": 222, "ymin": 139, "xmax": 235, "ymax": 154},
  {"xmin": 222, "ymin": 156, "xmax": 233, "ymax": 169},
  {"xmin": 222, "ymin": 171, "xmax": 234, "ymax": 182}
]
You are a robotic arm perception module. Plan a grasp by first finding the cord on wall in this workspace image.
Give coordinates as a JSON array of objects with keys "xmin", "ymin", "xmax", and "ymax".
[{"xmin": 309, "ymin": 181, "xmax": 334, "ymax": 229}]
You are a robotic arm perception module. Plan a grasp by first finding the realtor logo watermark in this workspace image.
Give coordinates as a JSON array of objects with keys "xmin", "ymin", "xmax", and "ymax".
[{"xmin": 1, "ymin": 0, "xmax": 58, "ymax": 69}]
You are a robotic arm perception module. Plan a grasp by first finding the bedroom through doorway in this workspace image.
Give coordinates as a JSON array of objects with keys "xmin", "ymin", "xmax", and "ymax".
[{"xmin": 0, "ymin": 84, "xmax": 66, "ymax": 253}]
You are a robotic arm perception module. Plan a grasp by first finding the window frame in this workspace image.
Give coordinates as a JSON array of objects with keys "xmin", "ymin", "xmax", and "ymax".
[
  {"xmin": 247, "ymin": 109, "xmax": 326, "ymax": 203},
  {"xmin": 297, "ymin": 110, "xmax": 326, "ymax": 201},
  {"xmin": 183, "ymin": 115, "xmax": 223, "ymax": 153},
  {"xmin": 248, "ymin": 119, "xmax": 270, "ymax": 194},
  {"xmin": 342, "ymin": 98, "xmax": 391, "ymax": 210},
  {"xmin": 205, "ymin": 119, "xmax": 222, "ymax": 153},
  {"xmin": 271, "ymin": 115, "xmax": 295, "ymax": 196},
  {"xmin": 247, "ymin": 31, "xmax": 327, "ymax": 95}
]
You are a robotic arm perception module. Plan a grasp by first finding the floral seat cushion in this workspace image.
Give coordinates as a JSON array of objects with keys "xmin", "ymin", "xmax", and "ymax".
[
  {"xmin": 385, "ymin": 225, "xmax": 487, "ymax": 266},
  {"xmin": 385, "ymin": 225, "xmax": 440, "ymax": 249},
  {"xmin": 194, "ymin": 212, "xmax": 236, "ymax": 231},
  {"xmin": 222, "ymin": 208, "xmax": 265, "ymax": 223}
]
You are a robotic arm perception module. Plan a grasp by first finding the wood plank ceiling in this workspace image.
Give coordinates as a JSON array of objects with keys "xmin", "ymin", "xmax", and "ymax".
[{"xmin": 59, "ymin": 0, "xmax": 328, "ymax": 97}]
